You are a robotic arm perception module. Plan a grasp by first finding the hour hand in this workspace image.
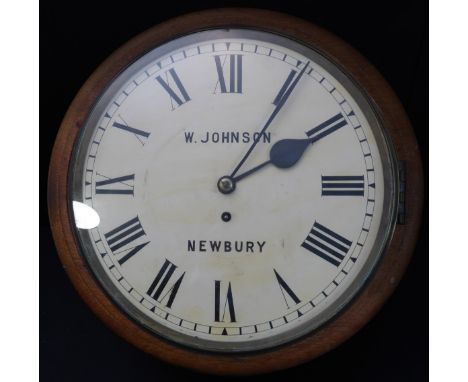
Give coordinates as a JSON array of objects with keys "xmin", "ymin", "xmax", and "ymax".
[
  {"xmin": 269, "ymin": 138, "xmax": 311, "ymax": 168},
  {"xmin": 230, "ymin": 112, "xmax": 348, "ymax": 184},
  {"xmin": 229, "ymin": 138, "xmax": 310, "ymax": 184}
]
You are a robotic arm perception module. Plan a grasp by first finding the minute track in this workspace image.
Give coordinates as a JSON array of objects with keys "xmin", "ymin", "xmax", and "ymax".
[{"xmin": 75, "ymin": 30, "xmax": 383, "ymax": 351}]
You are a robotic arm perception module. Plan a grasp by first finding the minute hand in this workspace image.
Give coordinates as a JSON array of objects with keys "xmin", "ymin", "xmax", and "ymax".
[{"xmin": 229, "ymin": 61, "xmax": 310, "ymax": 178}]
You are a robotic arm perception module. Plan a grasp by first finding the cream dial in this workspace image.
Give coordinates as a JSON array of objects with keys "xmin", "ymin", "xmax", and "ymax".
[{"xmin": 71, "ymin": 29, "xmax": 397, "ymax": 351}]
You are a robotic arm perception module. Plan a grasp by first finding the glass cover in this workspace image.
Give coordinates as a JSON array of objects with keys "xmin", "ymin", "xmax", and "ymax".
[{"xmin": 70, "ymin": 29, "xmax": 398, "ymax": 352}]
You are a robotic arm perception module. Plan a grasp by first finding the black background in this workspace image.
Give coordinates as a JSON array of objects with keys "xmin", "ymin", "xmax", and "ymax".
[{"xmin": 40, "ymin": 1, "xmax": 428, "ymax": 381}]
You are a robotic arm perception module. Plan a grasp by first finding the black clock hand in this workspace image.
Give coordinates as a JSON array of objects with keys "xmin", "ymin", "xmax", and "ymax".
[
  {"xmin": 229, "ymin": 61, "xmax": 310, "ymax": 179},
  {"xmin": 232, "ymin": 138, "xmax": 310, "ymax": 182},
  {"xmin": 232, "ymin": 113, "xmax": 348, "ymax": 183}
]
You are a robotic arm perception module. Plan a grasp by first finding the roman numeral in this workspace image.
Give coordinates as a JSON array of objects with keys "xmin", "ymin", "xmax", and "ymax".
[
  {"xmin": 302, "ymin": 222, "xmax": 352, "ymax": 267},
  {"xmin": 156, "ymin": 68, "xmax": 190, "ymax": 109},
  {"xmin": 147, "ymin": 259, "xmax": 185, "ymax": 308},
  {"xmin": 104, "ymin": 216, "xmax": 145, "ymax": 251},
  {"xmin": 95, "ymin": 173, "xmax": 134, "ymax": 195},
  {"xmin": 321, "ymin": 175, "xmax": 365, "ymax": 196},
  {"xmin": 305, "ymin": 113, "xmax": 347, "ymax": 141},
  {"xmin": 274, "ymin": 269, "xmax": 301, "ymax": 309},
  {"xmin": 214, "ymin": 280, "xmax": 236, "ymax": 322},
  {"xmin": 104, "ymin": 216, "xmax": 149, "ymax": 265},
  {"xmin": 273, "ymin": 69, "xmax": 297, "ymax": 106},
  {"xmin": 112, "ymin": 120, "xmax": 150, "ymax": 145},
  {"xmin": 214, "ymin": 54, "xmax": 243, "ymax": 93}
]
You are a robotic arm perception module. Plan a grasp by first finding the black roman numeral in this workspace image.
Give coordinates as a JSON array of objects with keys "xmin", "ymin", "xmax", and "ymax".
[
  {"xmin": 305, "ymin": 113, "xmax": 347, "ymax": 141},
  {"xmin": 156, "ymin": 68, "xmax": 191, "ymax": 109},
  {"xmin": 274, "ymin": 269, "xmax": 301, "ymax": 309},
  {"xmin": 95, "ymin": 173, "xmax": 134, "ymax": 195},
  {"xmin": 112, "ymin": 120, "xmax": 150, "ymax": 145},
  {"xmin": 104, "ymin": 216, "xmax": 149, "ymax": 265},
  {"xmin": 301, "ymin": 222, "xmax": 352, "ymax": 267},
  {"xmin": 147, "ymin": 259, "xmax": 185, "ymax": 308},
  {"xmin": 214, "ymin": 280, "xmax": 236, "ymax": 322},
  {"xmin": 273, "ymin": 69, "xmax": 297, "ymax": 106},
  {"xmin": 321, "ymin": 175, "xmax": 365, "ymax": 196},
  {"xmin": 214, "ymin": 54, "xmax": 243, "ymax": 94}
]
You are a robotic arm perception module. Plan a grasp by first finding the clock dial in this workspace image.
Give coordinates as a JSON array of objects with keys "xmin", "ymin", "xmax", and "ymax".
[{"xmin": 70, "ymin": 29, "xmax": 397, "ymax": 351}]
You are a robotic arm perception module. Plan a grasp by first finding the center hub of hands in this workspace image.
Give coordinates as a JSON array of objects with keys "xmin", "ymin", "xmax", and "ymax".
[{"xmin": 217, "ymin": 176, "xmax": 236, "ymax": 194}]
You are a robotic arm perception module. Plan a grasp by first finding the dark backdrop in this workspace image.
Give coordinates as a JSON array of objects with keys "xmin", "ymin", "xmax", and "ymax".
[{"xmin": 40, "ymin": 1, "xmax": 428, "ymax": 381}]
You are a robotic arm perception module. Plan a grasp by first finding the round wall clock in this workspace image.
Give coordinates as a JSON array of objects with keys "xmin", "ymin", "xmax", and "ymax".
[{"xmin": 48, "ymin": 8, "xmax": 423, "ymax": 375}]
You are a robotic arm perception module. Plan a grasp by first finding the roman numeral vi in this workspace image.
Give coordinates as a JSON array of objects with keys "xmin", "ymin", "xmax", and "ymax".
[{"xmin": 214, "ymin": 280, "xmax": 236, "ymax": 322}]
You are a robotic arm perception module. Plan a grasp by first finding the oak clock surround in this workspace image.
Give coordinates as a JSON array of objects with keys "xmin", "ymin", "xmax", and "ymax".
[{"xmin": 48, "ymin": 8, "xmax": 423, "ymax": 375}]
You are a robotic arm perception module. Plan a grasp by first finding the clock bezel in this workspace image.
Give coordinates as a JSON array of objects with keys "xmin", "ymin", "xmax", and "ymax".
[
  {"xmin": 48, "ymin": 8, "xmax": 424, "ymax": 375},
  {"xmin": 69, "ymin": 27, "xmax": 398, "ymax": 353}
]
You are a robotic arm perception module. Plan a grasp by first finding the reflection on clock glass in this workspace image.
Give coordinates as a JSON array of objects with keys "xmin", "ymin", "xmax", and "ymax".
[{"xmin": 70, "ymin": 29, "xmax": 397, "ymax": 352}]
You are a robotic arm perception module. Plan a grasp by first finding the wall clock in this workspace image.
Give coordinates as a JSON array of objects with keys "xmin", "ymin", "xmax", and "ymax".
[{"xmin": 48, "ymin": 8, "xmax": 423, "ymax": 375}]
